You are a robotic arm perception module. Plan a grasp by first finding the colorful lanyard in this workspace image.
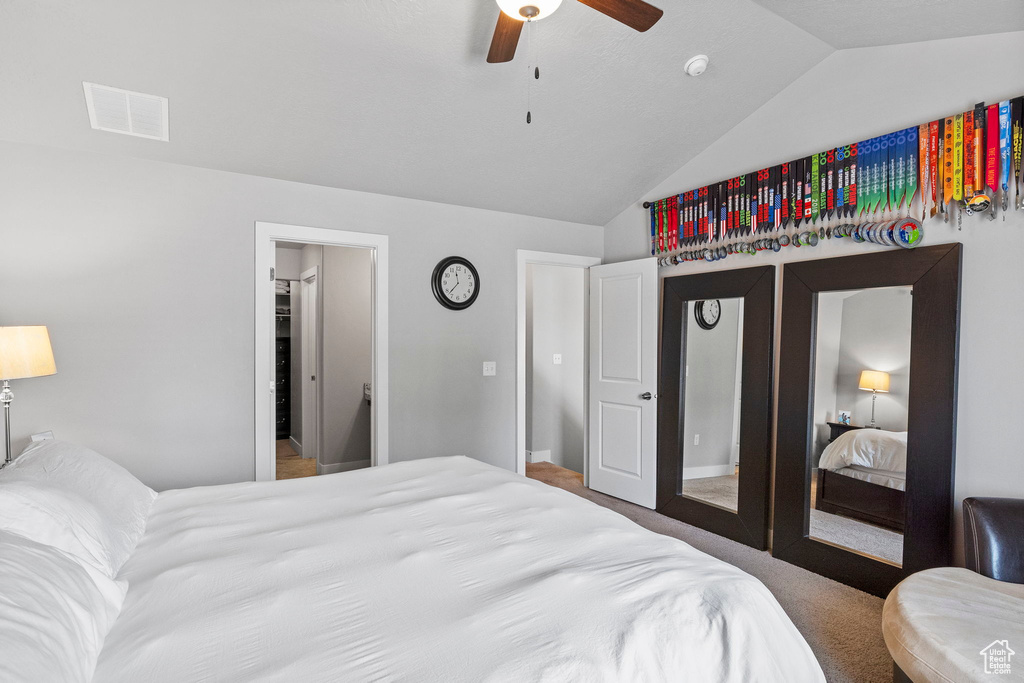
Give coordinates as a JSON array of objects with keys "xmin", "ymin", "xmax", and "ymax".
[
  {"xmin": 848, "ymin": 143, "xmax": 858, "ymax": 219},
  {"xmin": 803, "ymin": 156, "xmax": 813, "ymax": 223},
  {"xmin": 986, "ymin": 104, "xmax": 999, "ymax": 194},
  {"xmin": 1000, "ymin": 100, "xmax": 1012, "ymax": 210},
  {"xmin": 906, "ymin": 127, "xmax": 918, "ymax": 212},
  {"xmin": 929, "ymin": 120, "xmax": 939, "ymax": 216},
  {"xmin": 811, "ymin": 153, "xmax": 821, "ymax": 223},
  {"xmin": 964, "ymin": 110, "xmax": 976, "ymax": 200},
  {"xmin": 943, "ymin": 116, "xmax": 955, "ymax": 208},
  {"xmin": 1013, "ymin": 97, "xmax": 1023, "ymax": 209},
  {"xmin": 781, "ymin": 162, "xmax": 790, "ymax": 229},
  {"xmin": 952, "ymin": 114, "xmax": 964, "ymax": 204}
]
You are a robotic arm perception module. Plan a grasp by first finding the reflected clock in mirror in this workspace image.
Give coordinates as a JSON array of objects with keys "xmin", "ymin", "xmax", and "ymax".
[
  {"xmin": 810, "ymin": 285, "xmax": 912, "ymax": 567},
  {"xmin": 680, "ymin": 297, "xmax": 744, "ymax": 512}
]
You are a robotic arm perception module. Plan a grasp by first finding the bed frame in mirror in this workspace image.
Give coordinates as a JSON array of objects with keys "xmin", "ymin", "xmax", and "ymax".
[
  {"xmin": 774, "ymin": 244, "xmax": 961, "ymax": 597},
  {"xmin": 657, "ymin": 265, "xmax": 774, "ymax": 549}
]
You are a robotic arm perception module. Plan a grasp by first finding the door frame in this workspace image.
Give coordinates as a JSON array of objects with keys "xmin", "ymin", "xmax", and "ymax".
[
  {"xmin": 516, "ymin": 250, "xmax": 601, "ymax": 479},
  {"xmin": 299, "ymin": 266, "xmax": 319, "ymax": 468},
  {"xmin": 255, "ymin": 222, "xmax": 389, "ymax": 481}
]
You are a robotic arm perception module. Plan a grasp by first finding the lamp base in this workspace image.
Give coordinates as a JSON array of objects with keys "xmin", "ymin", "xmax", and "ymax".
[
  {"xmin": 1, "ymin": 380, "xmax": 12, "ymax": 469},
  {"xmin": 868, "ymin": 391, "xmax": 878, "ymax": 428}
]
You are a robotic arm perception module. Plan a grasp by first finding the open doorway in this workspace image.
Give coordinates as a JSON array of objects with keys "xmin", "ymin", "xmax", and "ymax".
[
  {"xmin": 516, "ymin": 251, "xmax": 600, "ymax": 485},
  {"xmin": 273, "ymin": 242, "xmax": 374, "ymax": 480},
  {"xmin": 255, "ymin": 222, "xmax": 389, "ymax": 482}
]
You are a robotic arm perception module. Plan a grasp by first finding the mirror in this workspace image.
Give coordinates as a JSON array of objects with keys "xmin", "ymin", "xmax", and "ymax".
[
  {"xmin": 657, "ymin": 266, "xmax": 774, "ymax": 550},
  {"xmin": 680, "ymin": 298, "xmax": 744, "ymax": 512},
  {"xmin": 774, "ymin": 245, "xmax": 961, "ymax": 597},
  {"xmin": 810, "ymin": 286, "xmax": 912, "ymax": 566}
]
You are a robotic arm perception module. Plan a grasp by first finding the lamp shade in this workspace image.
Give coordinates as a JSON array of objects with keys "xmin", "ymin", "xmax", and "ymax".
[
  {"xmin": 0, "ymin": 326, "xmax": 56, "ymax": 380},
  {"xmin": 858, "ymin": 370, "xmax": 890, "ymax": 393}
]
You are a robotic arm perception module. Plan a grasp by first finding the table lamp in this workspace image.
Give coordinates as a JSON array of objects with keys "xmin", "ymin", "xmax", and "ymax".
[
  {"xmin": 0, "ymin": 326, "xmax": 57, "ymax": 468},
  {"xmin": 858, "ymin": 369, "xmax": 890, "ymax": 428}
]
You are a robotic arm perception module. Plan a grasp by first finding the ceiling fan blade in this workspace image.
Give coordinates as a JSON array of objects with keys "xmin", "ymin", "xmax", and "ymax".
[
  {"xmin": 576, "ymin": 0, "xmax": 663, "ymax": 32},
  {"xmin": 486, "ymin": 12, "xmax": 524, "ymax": 63}
]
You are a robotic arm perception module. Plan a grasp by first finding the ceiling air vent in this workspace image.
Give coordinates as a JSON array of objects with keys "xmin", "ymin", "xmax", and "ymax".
[{"xmin": 83, "ymin": 82, "xmax": 169, "ymax": 141}]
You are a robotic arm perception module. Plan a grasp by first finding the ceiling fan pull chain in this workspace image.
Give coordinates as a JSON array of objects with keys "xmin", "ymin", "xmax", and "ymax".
[{"xmin": 526, "ymin": 19, "xmax": 532, "ymax": 124}]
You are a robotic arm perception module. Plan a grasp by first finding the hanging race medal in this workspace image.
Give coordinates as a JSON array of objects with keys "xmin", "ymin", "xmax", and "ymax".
[
  {"xmin": 942, "ymin": 116, "xmax": 955, "ymax": 217},
  {"xmin": 919, "ymin": 124, "xmax": 930, "ymax": 219},
  {"xmin": 1000, "ymin": 100, "xmax": 1012, "ymax": 212},
  {"xmin": 887, "ymin": 132, "xmax": 899, "ymax": 216},
  {"xmin": 825, "ymin": 148, "xmax": 836, "ymax": 221}
]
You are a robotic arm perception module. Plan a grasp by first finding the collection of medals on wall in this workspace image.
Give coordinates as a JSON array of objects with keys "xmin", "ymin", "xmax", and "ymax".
[{"xmin": 648, "ymin": 96, "xmax": 1024, "ymax": 266}]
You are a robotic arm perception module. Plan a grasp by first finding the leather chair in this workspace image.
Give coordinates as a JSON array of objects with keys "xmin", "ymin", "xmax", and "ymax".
[
  {"xmin": 884, "ymin": 497, "xmax": 1024, "ymax": 682},
  {"xmin": 963, "ymin": 497, "xmax": 1024, "ymax": 584}
]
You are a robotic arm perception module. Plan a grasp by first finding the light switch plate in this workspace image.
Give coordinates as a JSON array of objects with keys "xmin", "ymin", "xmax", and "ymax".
[
  {"xmin": 693, "ymin": 434, "xmax": 700, "ymax": 446},
  {"xmin": 482, "ymin": 361, "xmax": 496, "ymax": 376},
  {"xmin": 553, "ymin": 354, "xmax": 562, "ymax": 365}
]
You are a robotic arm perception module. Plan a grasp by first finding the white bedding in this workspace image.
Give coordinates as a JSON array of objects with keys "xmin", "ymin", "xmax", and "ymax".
[
  {"xmin": 818, "ymin": 428, "xmax": 907, "ymax": 476},
  {"xmin": 832, "ymin": 465, "xmax": 906, "ymax": 492},
  {"xmin": 93, "ymin": 456, "xmax": 824, "ymax": 682}
]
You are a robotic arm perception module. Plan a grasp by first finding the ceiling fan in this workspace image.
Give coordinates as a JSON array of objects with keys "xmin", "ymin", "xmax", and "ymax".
[{"xmin": 486, "ymin": 0, "xmax": 664, "ymax": 63}]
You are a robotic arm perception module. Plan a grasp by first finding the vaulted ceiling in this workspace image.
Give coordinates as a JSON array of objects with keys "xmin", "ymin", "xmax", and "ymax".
[{"xmin": 1, "ymin": 1, "xmax": 1020, "ymax": 225}]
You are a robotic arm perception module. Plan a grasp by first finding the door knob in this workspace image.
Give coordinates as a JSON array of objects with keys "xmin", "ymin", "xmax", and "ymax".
[{"xmin": 640, "ymin": 392, "xmax": 654, "ymax": 400}]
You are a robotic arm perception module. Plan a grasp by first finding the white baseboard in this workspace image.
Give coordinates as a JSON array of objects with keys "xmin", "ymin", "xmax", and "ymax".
[
  {"xmin": 320, "ymin": 459, "xmax": 371, "ymax": 475},
  {"xmin": 682, "ymin": 464, "xmax": 734, "ymax": 480},
  {"xmin": 289, "ymin": 437, "xmax": 305, "ymax": 457},
  {"xmin": 526, "ymin": 449, "xmax": 551, "ymax": 464}
]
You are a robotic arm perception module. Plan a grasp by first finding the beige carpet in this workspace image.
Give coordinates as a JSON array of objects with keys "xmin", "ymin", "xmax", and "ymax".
[
  {"xmin": 276, "ymin": 440, "xmax": 316, "ymax": 480},
  {"xmin": 684, "ymin": 472, "xmax": 904, "ymax": 565},
  {"xmin": 526, "ymin": 461, "xmax": 893, "ymax": 683}
]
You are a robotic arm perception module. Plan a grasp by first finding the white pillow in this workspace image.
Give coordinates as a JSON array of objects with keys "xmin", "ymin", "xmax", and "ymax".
[
  {"xmin": 0, "ymin": 530, "xmax": 127, "ymax": 683},
  {"xmin": 0, "ymin": 440, "xmax": 156, "ymax": 577}
]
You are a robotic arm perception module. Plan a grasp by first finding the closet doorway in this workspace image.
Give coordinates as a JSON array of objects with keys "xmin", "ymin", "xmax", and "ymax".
[
  {"xmin": 516, "ymin": 251, "xmax": 601, "ymax": 483},
  {"xmin": 255, "ymin": 223, "xmax": 389, "ymax": 482}
]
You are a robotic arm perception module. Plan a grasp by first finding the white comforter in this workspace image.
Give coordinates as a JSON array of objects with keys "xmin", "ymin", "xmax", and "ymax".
[
  {"xmin": 93, "ymin": 456, "xmax": 823, "ymax": 682},
  {"xmin": 818, "ymin": 429, "xmax": 908, "ymax": 474}
]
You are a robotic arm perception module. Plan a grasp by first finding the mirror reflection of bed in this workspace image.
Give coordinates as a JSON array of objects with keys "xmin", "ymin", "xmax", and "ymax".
[
  {"xmin": 810, "ymin": 285, "xmax": 912, "ymax": 566},
  {"xmin": 679, "ymin": 297, "xmax": 743, "ymax": 512}
]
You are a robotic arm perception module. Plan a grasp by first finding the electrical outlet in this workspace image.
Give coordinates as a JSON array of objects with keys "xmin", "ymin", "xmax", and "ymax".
[
  {"xmin": 482, "ymin": 361, "xmax": 496, "ymax": 376},
  {"xmin": 30, "ymin": 431, "xmax": 55, "ymax": 442},
  {"xmin": 693, "ymin": 434, "xmax": 700, "ymax": 446},
  {"xmin": 553, "ymin": 353, "xmax": 562, "ymax": 365}
]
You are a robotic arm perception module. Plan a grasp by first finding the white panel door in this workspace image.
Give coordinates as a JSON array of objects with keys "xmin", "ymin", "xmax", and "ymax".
[{"xmin": 588, "ymin": 257, "xmax": 658, "ymax": 508}]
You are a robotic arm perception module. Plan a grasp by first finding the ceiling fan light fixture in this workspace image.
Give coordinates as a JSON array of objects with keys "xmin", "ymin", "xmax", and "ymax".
[
  {"xmin": 684, "ymin": 54, "xmax": 709, "ymax": 77},
  {"xmin": 496, "ymin": 0, "xmax": 563, "ymax": 22}
]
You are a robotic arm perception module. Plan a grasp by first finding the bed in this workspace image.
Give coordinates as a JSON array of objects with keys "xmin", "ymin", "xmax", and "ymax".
[
  {"xmin": 816, "ymin": 428, "xmax": 907, "ymax": 532},
  {"xmin": 1, "ymin": 440, "xmax": 825, "ymax": 682}
]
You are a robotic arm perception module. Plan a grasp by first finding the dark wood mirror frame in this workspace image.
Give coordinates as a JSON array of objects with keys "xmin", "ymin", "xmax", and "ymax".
[
  {"xmin": 774, "ymin": 243, "xmax": 962, "ymax": 598},
  {"xmin": 657, "ymin": 265, "xmax": 774, "ymax": 549}
]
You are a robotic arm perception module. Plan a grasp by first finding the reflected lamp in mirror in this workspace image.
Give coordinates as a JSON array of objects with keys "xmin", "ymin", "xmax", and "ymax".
[
  {"xmin": 858, "ymin": 370, "xmax": 890, "ymax": 427},
  {"xmin": 0, "ymin": 326, "xmax": 57, "ymax": 468}
]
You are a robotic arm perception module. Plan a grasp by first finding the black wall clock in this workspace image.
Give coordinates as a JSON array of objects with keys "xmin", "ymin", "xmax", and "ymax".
[
  {"xmin": 694, "ymin": 299, "xmax": 721, "ymax": 330},
  {"xmin": 431, "ymin": 256, "xmax": 480, "ymax": 310}
]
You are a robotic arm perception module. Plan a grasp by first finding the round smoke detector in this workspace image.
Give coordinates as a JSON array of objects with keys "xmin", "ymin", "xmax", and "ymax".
[{"xmin": 684, "ymin": 54, "xmax": 709, "ymax": 77}]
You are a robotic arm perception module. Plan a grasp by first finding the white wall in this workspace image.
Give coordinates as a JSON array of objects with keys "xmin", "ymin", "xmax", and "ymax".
[
  {"xmin": 0, "ymin": 141, "xmax": 603, "ymax": 490},
  {"xmin": 812, "ymin": 292, "xmax": 844, "ymax": 456},
  {"xmin": 320, "ymin": 245, "xmax": 373, "ymax": 469},
  {"xmin": 525, "ymin": 264, "xmax": 585, "ymax": 473},
  {"xmin": 602, "ymin": 31, "xmax": 1024, "ymax": 558},
  {"xmin": 834, "ymin": 287, "xmax": 912, "ymax": 431},
  {"xmin": 274, "ymin": 247, "xmax": 302, "ymax": 280},
  {"xmin": 681, "ymin": 298, "xmax": 742, "ymax": 474}
]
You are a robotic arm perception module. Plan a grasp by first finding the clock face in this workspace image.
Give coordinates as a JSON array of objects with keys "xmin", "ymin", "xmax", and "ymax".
[
  {"xmin": 695, "ymin": 299, "xmax": 721, "ymax": 330},
  {"xmin": 432, "ymin": 257, "xmax": 480, "ymax": 310}
]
